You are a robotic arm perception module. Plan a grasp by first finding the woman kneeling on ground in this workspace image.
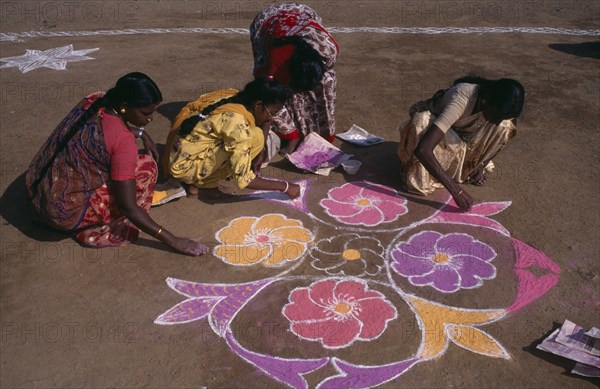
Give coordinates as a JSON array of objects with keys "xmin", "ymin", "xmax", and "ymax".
[
  {"xmin": 164, "ymin": 77, "xmax": 301, "ymax": 199},
  {"xmin": 25, "ymin": 72, "xmax": 208, "ymax": 256},
  {"xmin": 397, "ymin": 76, "xmax": 525, "ymax": 211}
]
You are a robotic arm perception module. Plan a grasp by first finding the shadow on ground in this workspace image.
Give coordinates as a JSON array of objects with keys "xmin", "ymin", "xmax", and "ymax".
[
  {"xmin": 0, "ymin": 173, "xmax": 68, "ymax": 242},
  {"xmin": 548, "ymin": 42, "xmax": 600, "ymax": 60},
  {"xmin": 336, "ymin": 139, "xmax": 449, "ymax": 210},
  {"xmin": 156, "ymin": 100, "xmax": 189, "ymax": 123}
]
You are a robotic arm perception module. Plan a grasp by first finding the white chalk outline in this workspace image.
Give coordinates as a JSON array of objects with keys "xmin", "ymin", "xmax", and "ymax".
[
  {"xmin": 319, "ymin": 181, "xmax": 409, "ymax": 227},
  {"xmin": 1, "ymin": 26, "xmax": 599, "ymax": 42},
  {"xmin": 212, "ymin": 213, "xmax": 314, "ymax": 268},
  {"xmin": 390, "ymin": 230, "xmax": 498, "ymax": 293},
  {"xmin": 152, "ymin": 181, "xmax": 557, "ymax": 387},
  {"xmin": 309, "ymin": 233, "xmax": 386, "ymax": 278},
  {"xmin": 0, "ymin": 44, "xmax": 99, "ymax": 73},
  {"xmin": 281, "ymin": 277, "xmax": 399, "ymax": 350}
]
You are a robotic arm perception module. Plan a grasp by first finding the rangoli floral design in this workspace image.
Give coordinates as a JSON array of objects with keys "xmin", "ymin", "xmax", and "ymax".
[
  {"xmin": 391, "ymin": 231, "xmax": 497, "ymax": 293},
  {"xmin": 283, "ymin": 279, "xmax": 397, "ymax": 349},
  {"xmin": 310, "ymin": 234, "xmax": 384, "ymax": 277},
  {"xmin": 320, "ymin": 181, "xmax": 408, "ymax": 226},
  {"xmin": 213, "ymin": 213, "xmax": 313, "ymax": 267},
  {"xmin": 156, "ymin": 180, "xmax": 561, "ymax": 388}
]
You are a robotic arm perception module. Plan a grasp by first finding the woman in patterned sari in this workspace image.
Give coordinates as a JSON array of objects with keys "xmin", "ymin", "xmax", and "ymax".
[
  {"xmin": 250, "ymin": 3, "xmax": 339, "ymax": 155},
  {"xmin": 398, "ymin": 76, "xmax": 525, "ymax": 211},
  {"xmin": 26, "ymin": 72, "xmax": 207, "ymax": 256}
]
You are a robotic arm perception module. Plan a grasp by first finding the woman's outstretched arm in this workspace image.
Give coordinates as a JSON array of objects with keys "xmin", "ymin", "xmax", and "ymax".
[
  {"xmin": 112, "ymin": 180, "xmax": 209, "ymax": 256},
  {"xmin": 414, "ymin": 125, "xmax": 474, "ymax": 211}
]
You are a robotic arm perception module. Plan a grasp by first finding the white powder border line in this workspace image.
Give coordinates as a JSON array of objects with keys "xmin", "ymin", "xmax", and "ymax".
[{"xmin": 1, "ymin": 26, "xmax": 599, "ymax": 42}]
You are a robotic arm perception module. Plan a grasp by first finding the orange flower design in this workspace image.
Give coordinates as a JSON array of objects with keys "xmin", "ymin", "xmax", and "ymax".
[{"xmin": 214, "ymin": 214, "xmax": 313, "ymax": 267}]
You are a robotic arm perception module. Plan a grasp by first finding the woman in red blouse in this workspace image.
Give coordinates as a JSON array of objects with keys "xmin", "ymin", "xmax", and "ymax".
[{"xmin": 26, "ymin": 72, "xmax": 207, "ymax": 256}]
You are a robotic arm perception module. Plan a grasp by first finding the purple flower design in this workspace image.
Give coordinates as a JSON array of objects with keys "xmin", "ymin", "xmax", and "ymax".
[{"xmin": 391, "ymin": 231, "xmax": 497, "ymax": 293}]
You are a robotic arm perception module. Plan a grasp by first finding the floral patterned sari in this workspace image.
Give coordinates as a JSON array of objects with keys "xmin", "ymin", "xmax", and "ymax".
[
  {"xmin": 25, "ymin": 93, "xmax": 157, "ymax": 247},
  {"xmin": 250, "ymin": 3, "xmax": 339, "ymax": 142}
]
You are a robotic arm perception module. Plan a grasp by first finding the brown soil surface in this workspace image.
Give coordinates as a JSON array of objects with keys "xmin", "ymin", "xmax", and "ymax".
[{"xmin": 1, "ymin": 1, "xmax": 598, "ymax": 388}]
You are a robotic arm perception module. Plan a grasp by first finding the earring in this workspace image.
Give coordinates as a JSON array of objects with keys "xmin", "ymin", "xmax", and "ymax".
[{"xmin": 120, "ymin": 108, "xmax": 126, "ymax": 114}]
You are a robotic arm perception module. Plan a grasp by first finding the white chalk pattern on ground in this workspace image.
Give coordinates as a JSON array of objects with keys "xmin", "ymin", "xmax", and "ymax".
[
  {"xmin": 0, "ymin": 44, "xmax": 99, "ymax": 73},
  {"xmin": 1, "ymin": 26, "xmax": 599, "ymax": 42}
]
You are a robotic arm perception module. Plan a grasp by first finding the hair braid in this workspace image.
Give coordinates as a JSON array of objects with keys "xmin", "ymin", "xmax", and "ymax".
[
  {"xmin": 178, "ymin": 95, "xmax": 243, "ymax": 137},
  {"xmin": 178, "ymin": 78, "xmax": 290, "ymax": 137}
]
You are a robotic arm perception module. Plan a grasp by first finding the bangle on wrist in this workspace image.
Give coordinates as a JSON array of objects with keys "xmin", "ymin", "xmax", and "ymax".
[
  {"xmin": 154, "ymin": 226, "xmax": 163, "ymax": 239},
  {"xmin": 281, "ymin": 181, "xmax": 289, "ymax": 193},
  {"xmin": 456, "ymin": 189, "xmax": 463, "ymax": 196}
]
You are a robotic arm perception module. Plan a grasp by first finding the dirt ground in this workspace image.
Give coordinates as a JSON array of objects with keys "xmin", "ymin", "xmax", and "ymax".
[{"xmin": 0, "ymin": 1, "xmax": 599, "ymax": 388}]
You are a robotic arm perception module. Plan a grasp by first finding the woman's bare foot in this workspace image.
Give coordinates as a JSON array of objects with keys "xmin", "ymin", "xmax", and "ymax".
[
  {"xmin": 466, "ymin": 167, "xmax": 487, "ymax": 186},
  {"xmin": 186, "ymin": 185, "xmax": 199, "ymax": 198},
  {"xmin": 467, "ymin": 171, "xmax": 486, "ymax": 186}
]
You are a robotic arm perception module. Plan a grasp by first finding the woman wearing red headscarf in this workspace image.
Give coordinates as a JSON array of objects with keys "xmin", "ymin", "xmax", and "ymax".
[{"xmin": 250, "ymin": 3, "xmax": 339, "ymax": 156}]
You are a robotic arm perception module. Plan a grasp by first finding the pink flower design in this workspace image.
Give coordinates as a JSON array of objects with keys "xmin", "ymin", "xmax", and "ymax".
[
  {"xmin": 319, "ymin": 181, "xmax": 408, "ymax": 226},
  {"xmin": 282, "ymin": 279, "xmax": 397, "ymax": 349}
]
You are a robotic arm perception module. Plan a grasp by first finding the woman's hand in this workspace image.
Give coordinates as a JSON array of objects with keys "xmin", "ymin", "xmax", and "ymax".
[
  {"xmin": 112, "ymin": 180, "xmax": 209, "ymax": 255},
  {"xmin": 451, "ymin": 188, "xmax": 474, "ymax": 211},
  {"xmin": 251, "ymin": 149, "xmax": 268, "ymax": 174},
  {"xmin": 169, "ymin": 237, "xmax": 209, "ymax": 256},
  {"xmin": 279, "ymin": 137, "xmax": 301, "ymax": 156},
  {"xmin": 285, "ymin": 183, "xmax": 301, "ymax": 199},
  {"xmin": 141, "ymin": 132, "xmax": 160, "ymax": 162}
]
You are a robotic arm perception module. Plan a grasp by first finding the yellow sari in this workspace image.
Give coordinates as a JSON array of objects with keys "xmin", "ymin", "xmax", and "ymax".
[{"xmin": 166, "ymin": 90, "xmax": 265, "ymax": 189}]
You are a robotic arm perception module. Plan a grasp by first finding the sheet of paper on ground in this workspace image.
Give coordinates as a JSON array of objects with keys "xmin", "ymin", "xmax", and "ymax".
[
  {"xmin": 286, "ymin": 132, "xmax": 352, "ymax": 175},
  {"xmin": 537, "ymin": 319, "xmax": 600, "ymax": 377},
  {"xmin": 336, "ymin": 124, "xmax": 384, "ymax": 146}
]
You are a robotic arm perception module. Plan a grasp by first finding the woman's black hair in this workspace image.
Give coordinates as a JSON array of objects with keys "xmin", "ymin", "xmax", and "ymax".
[
  {"xmin": 29, "ymin": 72, "xmax": 162, "ymax": 192},
  {"xmin": 104, "ymin": 71, "xmax": 163, "ymax": 110},
  {"xmin": 178, "ymin": 77, "xmax": 291, "ymax": 136},
  {"xmin": 72, "ymin": 72, "xmax": 163, "ymax": 138},
  {"xmin": 453, "ymin": 76, "xmax": 525, "ymax": 119},
  {"xmin": 274, "ymin": 36, "xmax": 325, "ymax": 92}
]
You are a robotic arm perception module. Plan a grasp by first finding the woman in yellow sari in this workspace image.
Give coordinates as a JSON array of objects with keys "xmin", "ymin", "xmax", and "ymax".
[{"xmin": 164, "ymin": 78, "xmax": 300, "ymax": 198}]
